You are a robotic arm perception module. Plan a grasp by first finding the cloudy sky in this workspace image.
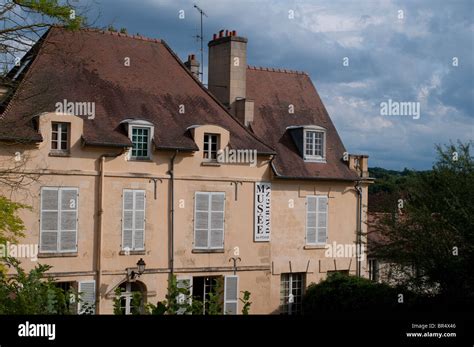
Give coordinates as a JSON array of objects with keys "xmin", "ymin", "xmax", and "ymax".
[{"xmin": 79, "ymin": 0, "xmax": 472, "ymax": 170}]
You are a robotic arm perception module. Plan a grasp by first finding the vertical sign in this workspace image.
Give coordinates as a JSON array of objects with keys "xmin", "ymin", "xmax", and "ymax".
[{"xmin": 254, "ymin": 182, "xmax": 271, "ymax": 241}]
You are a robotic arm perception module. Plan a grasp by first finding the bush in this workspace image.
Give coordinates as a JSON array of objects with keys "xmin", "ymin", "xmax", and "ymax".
[{"xmin": 303, "ymin": 272, "xmax": 417, "ymax": 314}]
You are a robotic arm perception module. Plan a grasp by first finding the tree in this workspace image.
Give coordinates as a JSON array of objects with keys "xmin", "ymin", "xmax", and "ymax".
[
  {"xmin": 0, "ymin": 257, "xmax": 79, "ymax": 314},
  {"xmin": 371, "ymin": 141, "xmax": 474, "ymax": 308}
]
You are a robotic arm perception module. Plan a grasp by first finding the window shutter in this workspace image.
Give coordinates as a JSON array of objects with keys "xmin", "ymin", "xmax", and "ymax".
[
  {"xmin": 122, "ymin": 190, "xmax": 134, "ymax": 250},
  {"xmin": 40, "ymin": 188, "xmax": 59, "ymax": 252},
  {"xmin": 60, "ymin": 188, "xmax": 78, "ymax": 251},
  {"xmin": 134, "ymin": 190, "xmax": 146, "ymax": 250},
  {"xmin": 176, "ymin": 277, "xmax": 193, "ymax": 315},
  {"xmin": 210, "ymin": 193, "xmax": 225, "ymax": 249},
  {"xmin": 194, "ymin": 193, "xmax": 209, "ymax": 248},
  {"xmin": 78, "ymin": 280, "xmax": 96, "ymax": 314},
  {"xmin": 224, "ymin": 275, "xmax": 238, "ymax": 315},
  {"xmin": 316, "ymin": 196, "xmax": 328, "ymax": 244},
  {"xmin": 306, "ymin": 196, "xmax": 317, "ymax": 244}
]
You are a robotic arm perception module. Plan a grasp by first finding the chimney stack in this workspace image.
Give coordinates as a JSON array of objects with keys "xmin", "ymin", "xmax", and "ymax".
[
  {"xmin": 184, "ymin": 54, "xmax": 200, "ymax": 79},
  {"xmin": 208, "ymin": 29, "xmax": 249, "ymax": 118}
]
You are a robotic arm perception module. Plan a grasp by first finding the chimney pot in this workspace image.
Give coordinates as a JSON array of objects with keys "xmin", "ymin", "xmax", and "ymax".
[
  {"xmin": 232, "ymin": 30, "xmax": 237, "ymax": 36},
  {"xmin": 213, "ymin": 33, "xmax": 217, "ymax": 40},
  {"xmin": 225, "ymin": 30, "xmax": 229, "ymax": 36},
  {"xmin": 219, "ymin": 29, "xmax": 224, "ymax": 38}
]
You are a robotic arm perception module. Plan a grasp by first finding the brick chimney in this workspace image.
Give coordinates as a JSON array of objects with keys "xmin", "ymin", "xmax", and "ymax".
[
  {"xmin": 184, "ymin": 54, "xmax": 200, "ymax": 79},
  {"xmin": 208, "ymin": 29, "xmax": 251, "ymax": 122}
]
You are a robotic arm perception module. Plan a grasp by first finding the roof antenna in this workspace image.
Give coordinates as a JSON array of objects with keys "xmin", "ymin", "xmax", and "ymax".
[{"xmin": 193, "ymin": 3, "xmax": 207, "ymax": 83}]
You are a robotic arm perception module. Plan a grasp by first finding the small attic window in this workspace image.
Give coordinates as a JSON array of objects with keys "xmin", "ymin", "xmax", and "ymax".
[
  {"xmin": 304, "ymin": 127, "xmax": 326, "ymax": 162},
  {"xmin": 121, "ymin": 119, "xmax": 154, "ymax": 161}
]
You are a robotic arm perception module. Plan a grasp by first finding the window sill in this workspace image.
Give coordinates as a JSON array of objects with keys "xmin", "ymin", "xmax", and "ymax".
[
  {"xmin": 38, "ymin": 252, "xmax": 78, "ymax": 258},
  {"xmin": 119, "ymin": 250, "xmax": 146, "ymax": 255},
  {"xmin": 303, "ymin": 158, "xmax": 326, "ymax": 163},
  {"xmin": 201, "ymin": 161, "xmax": 221, "ymax": 167},
  {"xmin": 128, "ymin": 158, "xmax": 153, "ymax": 162},
  {"xmin": 304, "ymin": 244, "xmax": 327, "ymax": 250},
  {"xmin": 192, "ymin": 249, "xmax": 225, "ymax": 253},
  {"xmin": 49, "ymin": 151, "xmax": 71, "ymax": 157}
]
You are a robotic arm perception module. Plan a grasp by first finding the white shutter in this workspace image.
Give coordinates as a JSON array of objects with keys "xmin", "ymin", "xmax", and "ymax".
[
  {"xmin": 194, "ymin": 193, "xmax": 209, "ymax": 248},
  {"xmin": 224, "ymin": 275, "xmax": 238, "ymax": 315},
  {"xmin": 210, "ymin": 193, "xmax": 225, "ymax": 249},
  {"xmin": 122, "ymin": 190, "xmax": 134, "ymax": 250},
  {"xmin": 134, "ymin": 190, "xmax": 146, "ymax": 250},
  {"xmin": 59, "ymin": 188, "xmax": 78, "ymax": 251},
  {"xmin": 78, "ymin": 280, "xmax": 96, "ymax": 314},
  {"xmin": 176, "ymin": 277, "xmax": 193, "ymax": 315},
  {"xmin": 40, "ymin": 188, "xmax": 59, "ymax": 252},
  {"xmin": 306, "ymin": 196, "xmax": 317, "ymax": 244},
  {"xmin": 316, "ymin": 196, "xmax": 328, "ymax": 244}
]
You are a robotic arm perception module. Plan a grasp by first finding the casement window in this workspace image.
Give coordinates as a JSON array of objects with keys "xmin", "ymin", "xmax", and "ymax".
[
  {"xmin": 54, "ymin": 281, "xmax": 77, "ymax": 314},
  {"xmin": 194, "ymin": 192, "xmax": 225, "ymax": 250},
  {"xmin": 51, "ymin": 122, "xmax": 70, "ymax": 152},
  {"xmin": 176, "ymin": 277, "xmax": 193, "ymax": 315},
  {"xmin": 122, "ymin": 190, "xmax": 146, "ymax": 251},
  {"xmin": 306, "ymin": 195, "xmax": 328, "ymax": 245},
  {"xmin": 130, "ymin": 126, "xmax": 151, "ymax": 160},
  {"xmin": 117, "ymin": 281, "xmax": 145, "ymax": 315},
  {"xmin": 40, "ymin": 187, "xmax": 78, "ymax": 253},
  {"xmin": 78, "ymin": 280, "xmax": 96, "ymax": 314},
  {"xmin": 224, "ymin": 275, "xmax": 239, "ymax": 315},
  {"xmin": 203, "ymin": 133, "xmax": 219, "ymax": 160},
  {"xmin": 280, "ymin": 273, "xmax": 305, "ymax": 315},
  {"xmin": 304, "ymin": 129, "xmax": 325, "ymax": 161}
]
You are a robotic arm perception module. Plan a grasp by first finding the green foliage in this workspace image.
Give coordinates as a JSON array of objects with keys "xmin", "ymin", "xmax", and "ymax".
[
  {"xmin": 372, "ymin": 141, "xmax": 474, "ymax": 307},
  {"xmin": 107, "ymin": 25, "xmax": 117, "ymax": 32},
  {"xmin": 0, "ymin": 196, "xmax": 28, "ymax": 244},
  {"xmin": 206, "ymin": 277, "xmax": 223, "ymax": 315},
  {"xmin": 240, "ymin": 290, "xmax": 251, "ymax": 315},
  {"xmin": 119, "ymin": 27, "xmax": 128, "ymax": 34},
  {"xmin": 113, "ymin": 287, "xmax": 123, "ymax": 315},
  {"xmin": 303, "ymin": 272, "xmax": 414, "ymax": 314},
  {"xmin": 0, "ymin": 257, "xmax": 77, "ymax": 314},
  {"xmin": 14, "ymin": 0, "xmax": 83, "ymax": 29}
]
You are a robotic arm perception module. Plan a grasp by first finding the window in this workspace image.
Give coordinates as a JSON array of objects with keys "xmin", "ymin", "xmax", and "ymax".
[
  {"xmin": 122, "ymin": 190, "xmax": 146, "ymax": 251},
  {"xmin": 78, "ymin": 280, "xmax": 95, "ymax": 314},
  {"xmin": 40, "ymin": 187, "xmax": 78, "ymax": 253},
  {"xmin": 194, "ymin": 192, "xmax": 225, "ymax": 250},
  {"xmin": 192, "ymin": 276, "xmax": 222, "ymax": 314},
  {"xmin": 117, "ymin": 281, "xmax": 146, "ymax": 315},
  {"xmin": 54, "ymin": 281, "xmax": 77, "ymax": 314},
  {"xmin": 51, "ymin": 122, "xmax": 70, "ymax": 151},
  {"xmin": 280, "ymin": 273, "xmax": 305, "ymax": 315},
  {"xmin": 203, "ymin": 133, "xmax": 219, "ymax": 160},
  {"xmin": 369, "ymin": 259, "xmax": 379, "ymax": 281},
  {"xmin": 304, "ymin": 129, "xmax": 325, "ymax": 160},
  {"xmin": 130, "ymin": 126, "xmax": 151, "ymax": 159},
  {"xmin": 306, "ymin": 195, "xmax": 328, "ymax": 245}
]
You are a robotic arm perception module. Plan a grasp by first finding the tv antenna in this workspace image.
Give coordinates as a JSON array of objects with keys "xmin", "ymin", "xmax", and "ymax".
[{"xmin": 193, "ymin": 3, "xmax": 207, "ymax": 82}]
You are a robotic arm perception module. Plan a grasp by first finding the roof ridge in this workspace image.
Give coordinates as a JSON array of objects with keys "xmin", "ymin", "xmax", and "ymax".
[
  {"xmin": 247, "ymin": 65, "xmax": 308, "ymax": 76},
  {"xmin": 51, "ymin": 25, "xmax": 162, "ymax": 44}
]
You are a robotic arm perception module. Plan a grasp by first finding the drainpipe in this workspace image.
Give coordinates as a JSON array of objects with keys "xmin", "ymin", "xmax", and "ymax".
[
  {"xmin": 96, "ymin": 152, "xmax": 122, "ymax": 313},
  {"xmin": 168, "ymin": 150, "xmax": 178, "ymax": 276},
  {"xmin": 355, "ymin": 181, "xmax": 363, "ymax": 277}
]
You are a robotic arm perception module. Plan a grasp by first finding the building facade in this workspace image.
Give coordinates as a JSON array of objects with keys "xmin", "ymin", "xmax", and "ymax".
[{"xmin": 0, "ymin": 27, "xmax": 371, "ymax": 314}]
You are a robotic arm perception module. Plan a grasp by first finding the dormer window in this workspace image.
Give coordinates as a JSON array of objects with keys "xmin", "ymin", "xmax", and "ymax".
[
  {"xmin": 304, "ymin": 128, "xmax": 326, "ymax": 162},
  {"xmin": 121, "ymin": 119, "xmax": 154, "ymax": 161},
  {"xmin": 51, "ymin": 122, "xmax": 70, "ymax": 152},
  {"xmin": 203, "ymin": 133, "xmax": 219, "ymax": 160}
]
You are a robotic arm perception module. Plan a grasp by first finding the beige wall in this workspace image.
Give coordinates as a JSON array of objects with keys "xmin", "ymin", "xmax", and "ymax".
[{"xmin": 0, "ymin": 112, "xmax": 370, "ymax": 314}]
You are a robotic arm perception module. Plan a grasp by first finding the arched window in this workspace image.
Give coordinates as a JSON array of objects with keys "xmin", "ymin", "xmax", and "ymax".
[{"xmin": 117, "ymin": 281, "xmax": 146, "ymax": 315}]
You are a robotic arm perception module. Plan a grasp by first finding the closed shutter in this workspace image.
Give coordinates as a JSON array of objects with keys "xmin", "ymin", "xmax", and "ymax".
[
  {"xmin": 78, "ymin": 280, "xmax": 96, "ymax": 314},
  {"xmin": 40, "ymin": 187, "xmax": 78, "ymax": 252},
  {"xmin": 316, "ymin": 196, "xmax": 328, "ymax": 244},
  {"xmin": 224, "ymin": 275, "xmax": 238, "ymax": 315},
  {"xmin": 306, "ymin": 196, "xmax": 317, "ymax": 244},
  {"xmin": 122, "ymin": 190, "xmax": 146, "ymax": 251},
  {"xmin": 194, "ymin": 192, "xmax": 209, "ymax": 248},
  {"xmin": 176, "ymin": 277, "xmax": 192, "ymax": 315},
  {"xmin": 60, "ymin": 188, "xmax": 78, "ymax": 251},
  {"xmin": 210, "ymin": 193, "xmax": 225, "ymax": 249},
  {"xmin": 40, "ymin": 188, "xmax": 59, "ymax": 252}
]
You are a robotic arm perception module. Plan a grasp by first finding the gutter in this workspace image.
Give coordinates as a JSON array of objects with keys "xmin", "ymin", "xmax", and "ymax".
[
  {"xmin": 354, "ymin": 181, "xmax": 363, "ymax": 277},
  {"xmin": 96, "ymin": 151, "xmax": 122, "ymax": 313},
  {"xmin": 168, "ymin": 150, "xmax": 178, "ymax": 276}
]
